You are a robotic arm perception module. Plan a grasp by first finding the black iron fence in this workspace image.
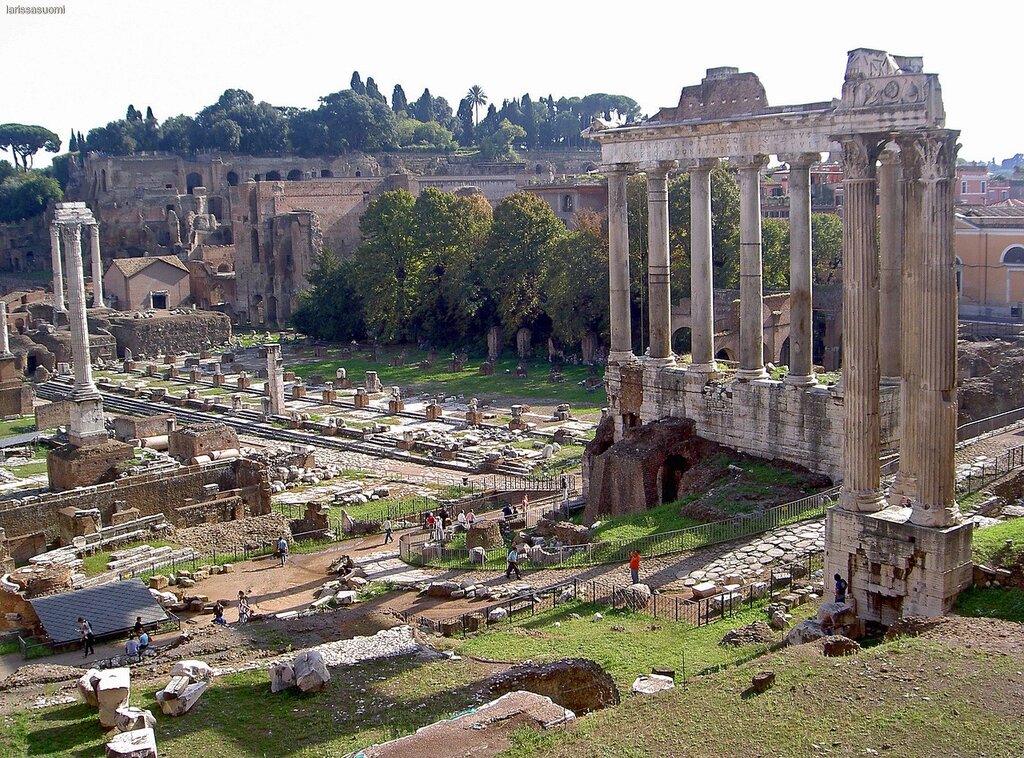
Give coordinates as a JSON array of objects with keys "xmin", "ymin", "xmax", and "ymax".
[
  {"xmin": 959, "ymin": 443, "xmax": 1024, "ymax": 496},
  {"xmin": 406, "ymin": 551, "xmax": 825, "ymax": 636}
]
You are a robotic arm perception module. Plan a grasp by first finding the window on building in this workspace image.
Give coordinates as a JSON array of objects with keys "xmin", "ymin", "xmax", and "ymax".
[
  {"xmin": 961, "ymin": 181, "xmax": 968, "ymax": 194},
  {"xmin": 151, "ymin": 291, "xmax": 168, "ymax": 309},
  {"xmin": 981, "ymin": 181, "xmax": 987, "ymax": 194},
  {"xmin": 561, "ymin": 194, "xmax": 574, "ymax": 212},
  {"xmin": 1002, "ymin": 246, "xmax": 1024, "ymax": 266}
]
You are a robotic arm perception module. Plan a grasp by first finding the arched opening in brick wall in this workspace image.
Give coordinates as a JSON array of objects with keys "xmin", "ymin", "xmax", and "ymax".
[
  {"xmin": 226, "ymin": 171, "xmax": 239, "ymax": 186},
  {"xmin": 658, "ymin": 454, "xmax": 689, "ymax": 504},
  {"xmin": 287, "ymin": 170, "xmax": 303, "ymax": 181},
  {"xmin": 265, "ymin": 170, "xmax": 281, "ymax": 181},
  {"xmin": 186, "ymin": 173, "xmax": 202, "ymax": 194}
]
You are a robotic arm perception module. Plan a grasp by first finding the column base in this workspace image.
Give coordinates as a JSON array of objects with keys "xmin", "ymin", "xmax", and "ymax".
[
  {"xmin": 607, "ymin": 351, "xmax": 636, "ymax": 365},
  {"xmin": 784, "ymin": 373, "xmax": 818, "ymax": 388},
  {"xmin": 735, "ymin": 367, "xmax": 769, "ymax": 382},
  {"xmin": 838, "ymin": 486, "xmax": 887, "ymax": 513},
  {"xmin": 909, "ymin": 501, "xmax": 963, "ymax": 528},
  {"xmin": 643, "ymin": 355, "xmax": 677, "ymax": 368},
  {"xmin": 686, "ymin": 362, "xmax": 718, "ymax": 375}
]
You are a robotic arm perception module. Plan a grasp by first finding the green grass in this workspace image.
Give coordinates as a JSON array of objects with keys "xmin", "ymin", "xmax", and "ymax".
[
  {"xmin": 529, "ymin": 444, "xmax": 585, "ymax": 480},
  {"xmin": 451, "ymin": 598, "xmax": 808, "ymax": 688},
  {"xmin": 971, "ymin": 517, "xmax": 1024, "ymax": 566},
  {"xmin": 0, "ymin": 416, "xmax": 34, "ymax": 439},
  {"xmin": 291, "ymin": 350, "xmax": 606, "ymax": 406},
  {"xmin": 80, "ymin": 538, "xmax": 178, "ymax": 576},
  {"xmin": 1, "ymin": 656, "xmax": 486, "ymax": 757},
  {"xmin": 591, "ymin": 499, "xmax": 702, "ymax": 542},
  {"xmin": 955, "ymin": 586, "xmax": 1024, "ymax": 622}
]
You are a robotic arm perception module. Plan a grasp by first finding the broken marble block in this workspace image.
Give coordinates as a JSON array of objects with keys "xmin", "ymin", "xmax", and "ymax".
[
  {"xmin": 105, "ymin": 727, "xmax": 157, "ymax": 758},
  {"xmin": 76, "ymin": 668, "xmax": 101, "ymax": 707},
  {"xmin": 114, "ymin": 706, "xmax": 157, "ymax": 733},
  {"xmin": 155, "ymin": 676, "xmax": 209, "ymax": 716},
  {"xmin": 169, "ymin": 660, "xmax": 214, "ymax": 682},
  {"xmin": 631, "ymin": 674, "xmax": 675, "ymax": 696},
  {"xmin": 270, "ymin": 661, "xmax": 296, "ymax": 693},
  {"xmin": 96, "ymin": 668, "xmax": 132, "ymax": 728},
  {"xmin": 294, "ymin": 650, "xmax": 331, "ymax": 693}
]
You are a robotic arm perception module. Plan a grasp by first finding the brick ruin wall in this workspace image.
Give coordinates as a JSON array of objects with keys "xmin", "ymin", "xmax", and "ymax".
[
  {"xmin": 0, "ymin": 458, "xmax": 270, "ymax": 548},
  {"xmin": 105, "ymin": 311, "xmax": 231, "ymax": 358}
]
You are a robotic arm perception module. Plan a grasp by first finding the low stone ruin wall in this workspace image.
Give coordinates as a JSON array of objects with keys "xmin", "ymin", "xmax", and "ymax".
[{"xmin": 106, "ymin": 311, "xmax": 231, "ymax": 358}]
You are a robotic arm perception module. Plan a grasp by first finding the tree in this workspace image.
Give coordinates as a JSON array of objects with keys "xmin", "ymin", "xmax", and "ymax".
[
  {"xmin": 478, "ymin": 119, "xmax": 525, "ymax": 161},
  {"xmin": 195, "ymin": 90, "xmax": 288, "ymax": 155},
  {"xmin": 351, "ymin": 190, "xmax": 419, "ymax": 342},
  {"xmin": 0, "ymin": 124, "xmax": 61, "ymax": 170},
  {"xmin": 479, "ymin": 192, "xmax": 567, "ymax": 334},
  {"xmin": 350, "ymin": 71, "xmax": 366, "ymax": 96},
  {"xmin": 158, "ymin": 115, "xmax": 196, "ymax": 154},
  {"xmin": 543, "ymin": 210, "xmax": 609, "ymax": 347},
  {"xmin": 466, "ymin": 85, "xmax": 487, "ymax": 126},
  {"xmin": 0, "ymin": 173, "xmax": 63, "ymax": 222},
  {"xmin": 288, "ymin": 109, "xmax": 331, "ymax": 156},
  {"xmin": 812, "ymin": 212, "xmax": 844, "ymax": 284},
  {"xmin": 292, "ymin": 248, "xmax": 366, "ymax": 341},
  {"xmin": 760, "ymin": 217, "xmax": 791, "ymax": 290},
  {"xmin": 412, "ymin": 88, "xmax": 435, "ymax": 122},
  {"xmin": 365, "ymin": 77, "xmax": 386, "ymax": 104},
  {"xmin": 316, "ymin": 90, "xmax": 397, "ymax": 151},
  {"xmin": 145, "ymin": 106, "xmax": 156, "ymax": 121},
  {"xmin": 68, "ymin": 131, "xmax": 78, "ymax": 152},
  {"xmin": 456, "ymin": 98, "xmax": 474, "ymax": 147},
  {"xmin": 126, "ymin": 105, "xmax": 139, "ymax": 122},
  {"xmin": 391, "ymin": 84, "xmax": 408, "ymax": 115},
  {"xmin": 521, "ymin": 93, "xmax": 538, "ymax": 149},
  {"xmin": 209, "ymin": 119, "xmax": 242, "ymax": 153},
  {"xmin": 84, "ymin": 121, "xmax": 135, "ymax": 155}
]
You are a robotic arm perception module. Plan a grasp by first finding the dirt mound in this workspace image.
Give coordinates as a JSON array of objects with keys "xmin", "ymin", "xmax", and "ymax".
[
  {"xmin": 888, "ymin": 614, "xmax": 1024, "ymax": 655},
  {"xmin": 169, "ymin": 513, "xmax": 291, "ymax": 553},
  {"xmin": 486, "ymin": 658, "xmax": 620, "ymax": 715},
  {"xmin": 1, "ymin": 663, "xmax": 83, "ymax": 690},
  {"xmin": 720, "ymin": 621, "xmax": 776, "ymax": 647}
]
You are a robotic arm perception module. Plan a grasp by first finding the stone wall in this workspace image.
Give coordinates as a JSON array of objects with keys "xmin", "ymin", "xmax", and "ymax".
[
  {"xmin": 35, "ymin": 399, "xmax": 71, "ymax": 430},
  {"xmin": 0, "ymin": 458, "xmax": 270, "ymax": 549},
  {"xmin": 603, "ymin": 361, "xmax": 900, "ymax": 481},
  {"xmin": 105, "ymin": 311, "xmax": 231, "ymax": 357},
  {"xmin": 112, "ymin": 413, "xmax": 175, "ymax": 442},
  {"xmin": 168, "ymin": 422, "xmax": 238, "ymax": 461}
]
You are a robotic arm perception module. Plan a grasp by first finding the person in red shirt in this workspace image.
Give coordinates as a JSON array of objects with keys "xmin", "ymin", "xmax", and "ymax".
[{"xmin": 628, "ymin": 551, "xmax": 641, "ymax": 585}]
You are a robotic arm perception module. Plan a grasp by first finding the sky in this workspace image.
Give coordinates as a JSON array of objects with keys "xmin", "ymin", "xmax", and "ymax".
[{"xmin": 2, "ymin": 0, "xmax": 1021, "ymax": 167}]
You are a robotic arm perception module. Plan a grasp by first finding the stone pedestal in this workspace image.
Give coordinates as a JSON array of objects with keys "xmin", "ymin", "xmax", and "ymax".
[
  {"xmin": 825, "ymin": 506, "xmax": 972, "ymax": 624},
  {"xmin": 122, "ymin": 360, "xmax": 135, "ymax": 373},
  {"xmin": 167, "ymin": 366, "xmax": 178, "ymax": 379},
  {"xmin": 425, "ymin": 402, "xmax": 442, "ymax": 421},
  {"xmin": 353, "ymin": 389, "xmax": 369, "ymax": 408},
  {"xmin": 163, "ymin": 354, "xmax": 176, "ymax": 366},
  {"xmin": 0, "ymin": 355, "xmax": 32, "ymax": 418},
  {"xmin": 213, "ymin": 373, "xmax": 224, "ymax": 387},
  {"xmin": 291, "ymin": 384, "xmax": 306, "ymax": 399},
  {"xmin": 237, "ymin": 376, "xmax": 251, "ymax": 389},
  {"xmin": 189, "ymin": 369, "xmax": 202, "ymax": 383},
  {"xmin": 365, "ymin": 370, "xmax": 382, "ymax": 394},
  {"xmin": 389, "ymin": 398, "xmax": 404, "ymax": 414},
  {"xmin": 466, "ymin": 409, "xmax": 484, "ymax": 425},
  {"xmin": 322, "ymin": 388, "xmax": 336, "ymax": 403}
]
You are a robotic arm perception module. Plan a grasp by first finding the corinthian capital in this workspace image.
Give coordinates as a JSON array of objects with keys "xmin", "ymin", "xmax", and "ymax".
[
  {"xmin": 834, "ymin": 134, "xmax": 885, "ymax": 180},
  {"xmin": 896, "ymin": 130, "xmax": 960, "ymax": 183},
  {"xmin": 730, "ymin": 154, "xmax": 769, "ymax": 172}
]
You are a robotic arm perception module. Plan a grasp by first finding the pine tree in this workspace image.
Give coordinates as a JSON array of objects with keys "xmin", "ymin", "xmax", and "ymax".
[
  {"xmin": 350, "ymin": 71, "xmax": 365, "ymax": 95},
  {"xmin": 69, "ymin": 131, "xmax": 78, "ymax": 152},
  {"xmin": 391, "ymin": 84, "xmax": 408, "ymax": 114}
]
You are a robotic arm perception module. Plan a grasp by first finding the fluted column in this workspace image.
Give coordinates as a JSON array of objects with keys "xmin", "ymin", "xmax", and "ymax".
[
  {"xmin": 89, "ymin": 224, "xmax": 104, "ymax": 308},
  {"xmin": 60, "ymin": 224, "xmax": 99, "ymax": 401},
  {"xmin": 0, "ymin": 301, "xmax": 10, "ymax": 356},
  {"xmin": 780, "ymin": 153, "xmax": 819, "ymax": 386},
  {"xmin": 688, "ymin": 159, "xmax": 718, "ymax": 373},
  {"xmin": 734, "ymin": 155, "xmax": 769, "ymax": 380},
  {"xmin": 878, "ymin": 148, "xmax": 903, "ymax": 382},
  {"xmin": 49, "ymin": 224, "xmax": 66, "ymax": 313},
  {"xmin": 836, "ymin": 135, "xmax": 885, "ymax": 513},
  {"xmin": 644, "ymin": 160, "xmax": 677, "ymax": 363},
  {"xmin": 899, "ymin": 130, "xmax": 961, "ymax": 528},
  {"xmin": 605, "ymin": 165, "xmax": 634, "ymax": 364}
]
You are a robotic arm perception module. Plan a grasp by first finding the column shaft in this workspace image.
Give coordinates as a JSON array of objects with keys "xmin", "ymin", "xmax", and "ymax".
[
  {"xmin": 689, "ymin": 161, "xmax": 716, "ymax": 372},
  {"xmin": 645, "ymin": 162, "xmax": 675, "ymax": 362},
  {"xmin": 49, "ymin": 225, "xmax": 66, "ymax": 313},
  {"xmin": 89, "ymin": 224, "xmax": 104, "ymax": 308},
  {"xmin": 60, "ymin": 225, "xmax": 98, "ymax": 399},
  {"xmin": 606, "ymin": 167, "xmax": 633, "ymax": 363},
  {"xmin": 782, "ymin": 154, "xmax": 817, "ymax": 386},
  {"xmin": 837, "ymin": 136, "xmax": 885, "ymax": 512},
  {"xmin": 899, "ymin": 131, "xmax": 961, "ymax": 527},
  {"xmin": 878, "ymin": 150, "xmax": 903, "ymax": 381},
  {"xmin": 735, "ymin": 156, "xmax": 768, "ymax": 380},
  {"xmin": 0, "ymin": 302, "xmax": 10, "ymax": 356}
]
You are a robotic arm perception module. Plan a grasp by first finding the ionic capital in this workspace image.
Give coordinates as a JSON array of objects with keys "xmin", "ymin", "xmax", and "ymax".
[
  {"xmin": 639, "ymin": 160, "xmax": 677, "ymax": 177},
  {"xmin": 680, "ymin": 157, "xmax": 720, "ymax": 173},
  {"xmin": 730, "ymin": 154, "xmax": 769, "ymax": 173},
  {"xmin": 778, "ymin": 152, "xmax": 821, "ymax": 170}
]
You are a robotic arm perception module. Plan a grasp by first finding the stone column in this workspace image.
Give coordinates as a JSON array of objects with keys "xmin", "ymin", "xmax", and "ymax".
[
  {"xmin": 688, "ymin": 159, "xmax": 718, "ymax": 373},
  {"xmin": 605, "ymin": 165, "xmax": 634, "ymax": 363},
  {"xmin": 644, "ymin": 160, "xmax": 677, "ymax": 364},
  {"xmin": 836, "ymin": 135, "xmax": 885, "ymax": 513},
  {"xmin": 899, "ymin": 130, "xmax": 961, "ymax": 528},
  {"xmin": 781, "ymin": 153, "xmax": 819, "ymax": 386},
  {"xmin": 878, "ymin": 148, "xmax": 903, "ymax": 382},
  {"xmin": 49, "ymin": 224, "xmax": 66, "ymax": 313},
  {"xmin": 0, "ymin": 301, "xmax": 10, "ymax": 356},
  {"xmin": 89, "ymin": 224, "xmax": 104, "ymax": 308},
  {"xmin": 60, "ymin": 224, "xmax": 99, "ymax": 401},
  {"xmin": 734, "ymin": 155, "xmax": 769, "ymax": 381}
]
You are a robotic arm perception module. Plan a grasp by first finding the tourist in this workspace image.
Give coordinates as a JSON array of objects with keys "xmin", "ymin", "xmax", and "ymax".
[
  {"xmin": 125, "ymin": 634, "xmax": 140, "ymax": 663},
  {"xmin": 628, "ymin": 551, "xmax": 641, "ymax": 585},
  {"xmin": 277, "ymin": 535, "xmax": 289, "ymax": 567},
  {"xmin": 212, "ymin": 602, "xmax": 227, "ymax": 625},
  {"xmin": 834, "ymin": 573, "xmax": 849, "ymax": 604},
  {"xmin": 502, "ymin": 503, "xmax": 513, "ymax": 521},
  {"xmin": 138, "ymin": 629, "xmax": 150, "ymax": 659},
  {"xmin": 383, "ymin": 517, "xmax": 393, "ymax": 544},
  {"xmin": 425, "ymin": 512, "xmax": 435, "ymax": 532},
  {"xmin": 78, "ymin": 617, "xmax": 95, "ymax": 658},
  {"xmin": 457, "ymin": 511, "xmax": 467, "ymax": 530},
  {"xmin": 505, "ymin": 546, "xmax": 522, "ymax": 580},
  {"xmin": 237, "ymin": 591, "xmax": 252, "ymax": 623},
  {"xmin": 466, "ymin": 510, "xmax": 476, "ymax": 525},
  {"xmin": 521, "ymin": 494, "xmax": 529, "ymax": 513},
  {"xmin": 437, "ymin": 506, "xmax": 449, "ymax": 530},
  {"xmin": 133, "ymin": 616, "xmax": 144, "ymax": 636}
]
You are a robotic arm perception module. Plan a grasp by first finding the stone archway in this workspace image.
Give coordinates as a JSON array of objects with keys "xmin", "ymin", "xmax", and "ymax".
[{"xmin": 658, "ymin": 454, "xmax": 688, "ymax": 504}]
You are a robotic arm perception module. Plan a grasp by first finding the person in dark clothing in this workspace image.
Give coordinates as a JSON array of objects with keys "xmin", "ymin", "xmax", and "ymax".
[
  {"xmin": 133, "ymin": 616, "xmax": 144, "ymax": 636},
  {"xmin": 834, "ymin": 573, "xmax": 849, "ymax": 604},
  {"xmin": 78, "ymin": 617, "xmax": 95, "ymax": 657}
]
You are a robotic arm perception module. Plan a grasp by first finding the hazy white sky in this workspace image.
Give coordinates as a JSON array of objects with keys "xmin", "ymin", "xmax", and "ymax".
[{"xmin": 2, "ymin": 0, "xmax": 1020, "ymax": 165}]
